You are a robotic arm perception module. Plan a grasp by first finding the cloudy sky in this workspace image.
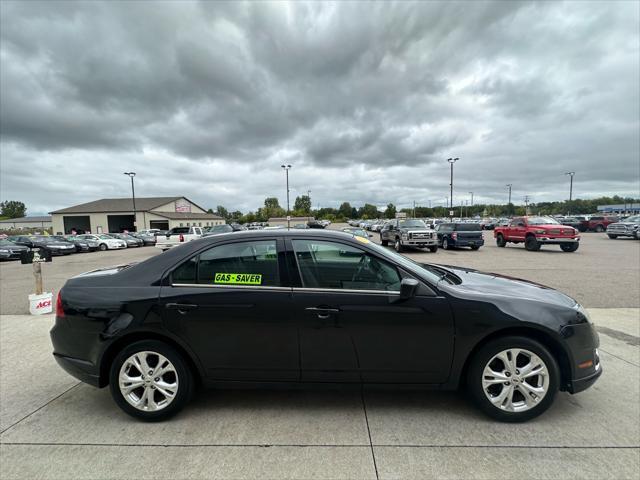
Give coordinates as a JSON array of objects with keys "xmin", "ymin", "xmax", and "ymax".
[{"xmin": 1, "ymin": 0, "xmax": 638, "ymax": 215}]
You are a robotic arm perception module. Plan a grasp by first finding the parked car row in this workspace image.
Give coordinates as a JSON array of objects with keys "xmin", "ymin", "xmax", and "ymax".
[{"xmin": 0, "ymin": 232, "xmax": 157, "ymax": 260}]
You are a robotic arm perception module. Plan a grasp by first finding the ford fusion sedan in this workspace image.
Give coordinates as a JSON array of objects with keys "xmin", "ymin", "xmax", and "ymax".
[
  {"xmin": 51, "ymin": 230, "xmax": 601, "ymax": 423},
  {"xmin": 76, "ymin": 234, "xmax": 127, "ymax": 251},
  {"xmin": 0, "ymin": 239, "xmax": 29, "ymax": 260},
  {"xmin": 11, "ymin": 235, "xmax": 76, "ymax": 255}
]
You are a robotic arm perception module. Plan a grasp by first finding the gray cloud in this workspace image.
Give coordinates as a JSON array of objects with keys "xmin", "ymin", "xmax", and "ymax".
[{"xmin": 0, "ymin": 0, "xmax": 638, "ymax": 215}]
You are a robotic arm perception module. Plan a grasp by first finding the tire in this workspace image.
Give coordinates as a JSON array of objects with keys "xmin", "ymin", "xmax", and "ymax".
[
  {"xmin": 635, "ymin": 231, "xmax": 639, "ymax": 240},
  {"xmin": 109, "ymin": 340, "xmax": 194, "ymax": 421},
  {"xmin": 595, "ymin": 224, "xmax": 605, "ymax": 233},
  {"xmin": 524, "ymin": 235, "xmax": 541, "ymax": 251},
  {"xmin": 466, "ymin": 336, "xmax": 560, "ymax": 422},
  {"xmin": 560, "ymin": 243, "xmax": 579, "ymax": 252},
  {"xmin": 496, "ymin": 234, "xmax": 506, "ymax": 247},
  {"xmin": 442, "ymin": 238, "xmax": 450, "ymax": 250},
  {"xmin": 429, "ymin": 246, "xmax": 438, "ymax": 253},
  {"xmin": 607, "ymin": 234, "xmax": 617, "ymax": 239},
  {"xmin": 99, "ymin": 243, "xmax": 107, "ymax": 251},
  {"xmin": 380, "ymin": 236, "xmax": 388, "ymax": 246},
  {"xmin": 394, "ymin": 238, "xmax": 403, "ymax": 253},
  {"xmin": 470, "ymin": 245, "xmax": 480, "ymax": 250}
]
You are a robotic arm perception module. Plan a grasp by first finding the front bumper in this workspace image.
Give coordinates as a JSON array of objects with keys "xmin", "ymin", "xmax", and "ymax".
[
  {"xmin": 569, "ymin": 365, "xmax": 603, "ymax": 394},
  {"xmin": 0, "ymin": 251, "xmax": 23, "ymax": 260},
  {"xmin": 537, "ymin": 237, "xmax": 579, "ymax": 244}
]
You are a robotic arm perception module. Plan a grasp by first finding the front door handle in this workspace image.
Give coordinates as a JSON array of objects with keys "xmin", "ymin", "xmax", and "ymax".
[
  {"xmin": 305, "ymin": 307, "xmax": 340, "ymax": 320},
  {"xmin": 165, "ymin": 303, "xmax": 199, "ymax": 314}
]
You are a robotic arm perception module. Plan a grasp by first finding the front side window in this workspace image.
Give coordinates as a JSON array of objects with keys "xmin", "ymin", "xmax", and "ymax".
[
  {"xmin": 292, "ymin": 239, "xmax": 401, "ymax": 291},
  {"xmin": 172, "ymin": 240, "xmax": 280, "ymax": 286}
]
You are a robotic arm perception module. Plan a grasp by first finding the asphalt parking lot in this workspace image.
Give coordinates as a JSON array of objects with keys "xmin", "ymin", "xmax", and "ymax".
[{"xmin": 1, "ymin": 227, "xmax": 639, "ymax": 479}]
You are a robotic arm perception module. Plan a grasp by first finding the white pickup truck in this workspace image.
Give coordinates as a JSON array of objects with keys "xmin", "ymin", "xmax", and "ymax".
[{"xmin": 155, "ymin": 226, "xmax": 204, "ymax": 251}]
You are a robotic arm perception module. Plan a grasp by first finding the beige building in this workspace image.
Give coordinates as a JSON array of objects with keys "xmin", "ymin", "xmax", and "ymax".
[
  {"xmin": 0, "ymin": 216, "xmax": 52, "ymax": 230},
  {"xmin": 50, "ymin": 197, "xmax": 224, "ymax": 234}
]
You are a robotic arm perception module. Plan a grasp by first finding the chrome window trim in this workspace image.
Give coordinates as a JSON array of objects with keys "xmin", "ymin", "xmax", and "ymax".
[
  {"xmin": 292, "ymin": 287, "xmax": 400, "ymax": 295},
  {"xmin": 171, "ymin": 283, "xmax": 291, "ymax": 292}
]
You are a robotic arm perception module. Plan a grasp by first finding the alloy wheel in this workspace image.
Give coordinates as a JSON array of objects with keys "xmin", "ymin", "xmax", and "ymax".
[
  {"xmin": 481, "ymin": 348, "xmax": 549, "ymax": 412},
  {"xmin": 119, "ymin": 351, "xmax": 179, "ymax": 412}
]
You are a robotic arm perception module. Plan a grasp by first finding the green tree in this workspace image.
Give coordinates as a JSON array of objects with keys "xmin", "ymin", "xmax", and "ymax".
[
  {"xmin": 0, "ymin": 200, "xmax": 26, "ymax": 218},
  {"xmin": 216, "ymin": 205, "xmax": 230, "ymax": 219},
  {"xmin": 358, "ymin": 203, "xmax": 380, "ymax": 219},
  {"xmin": 384, "ymin": 203, "xmax": 397, "ymax": 219},
  {"xmin": 338, "ymin": 202, "xmax": 353, "ymax": 219},
  {"xmin": 294, "ymin": 195, "xmax": 312, "ymax": 214}
]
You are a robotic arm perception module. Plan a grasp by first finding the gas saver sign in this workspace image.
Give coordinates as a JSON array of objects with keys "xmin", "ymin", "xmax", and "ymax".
[{"xmin": 214, "ymin": 273, "xmax": 262, "ymax": 285}]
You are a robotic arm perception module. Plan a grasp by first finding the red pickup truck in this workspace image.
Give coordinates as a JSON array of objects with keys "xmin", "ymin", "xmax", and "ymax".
[{"xmin": 494, "ymin": 216, "xmax": 580, "ymax": 252}]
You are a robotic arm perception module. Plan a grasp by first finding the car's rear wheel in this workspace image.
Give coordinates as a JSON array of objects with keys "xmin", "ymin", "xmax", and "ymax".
[
  {"xmin": 524, "ymin": 235, "xmax": 541, "ymax": 251},
  {"xmin": 560, "ymin": 243, "xmax": 579, "ymax": 252},
  {"xmin": 99, "ymin": 243, "xmax": 107, "ymax": 251},
  {"xmin": 496, "ymin": 234, "xmax": 506, "ymax": 247},
  {"xmin": 607, "ymin": 234, "xmax": 617, "ymax": 239},
  {"xmin": 109, "ymin": 340, "xmax": 194, "ymax": 421},
  {"xmin": 467, "ymin": 336, "xmax": 559, "ymax": 422},
  {"xmin": 394, "ymin": 238, "xmax": 403, "ymax": 252}
]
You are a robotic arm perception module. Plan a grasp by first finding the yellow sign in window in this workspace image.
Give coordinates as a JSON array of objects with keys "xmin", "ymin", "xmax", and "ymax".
[{"xmin": 214, "ymin": 273, "xmax": 263, "ymax": 285}]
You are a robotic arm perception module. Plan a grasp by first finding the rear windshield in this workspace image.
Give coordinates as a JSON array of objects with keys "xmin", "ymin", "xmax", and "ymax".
[
  {"xmin": 454, "ymin": 223, "xmax": 482, "ymax": 231},
  {"xmin": 171, "ymin": 227, "xmax": 190, "ymax": 234}
]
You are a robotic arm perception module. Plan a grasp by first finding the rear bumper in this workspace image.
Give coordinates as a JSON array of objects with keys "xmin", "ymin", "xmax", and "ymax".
[
  {"xmin": 453, "ymin": 239, "xmax": 484, "ymax": 247},
  {"xmin": 53, "ymin": 353, "xmax": 101, "ymax": 387}
]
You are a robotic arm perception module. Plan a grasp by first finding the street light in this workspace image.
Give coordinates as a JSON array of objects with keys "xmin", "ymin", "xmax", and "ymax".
[
  {"xmin": 469, "ymin": 192, "xmax": 474, "ymax": 207},
  {"xmin": 281, "ymin": 164, "xmax": 292, "ymax": 229},
  {"xmin": 565, "ymin": 172, "xmax": 575, "ymax": 214},
  {"xmin": 506, "ymin": 184, "xmax": 512, "ymax": 214},
  {"xmin": 447, "ymin": 157, "xmax": 459, "ymax": 217},
  {"xmin": 123, "ymin": 172, "xmax": 137, "ymax": 231}
]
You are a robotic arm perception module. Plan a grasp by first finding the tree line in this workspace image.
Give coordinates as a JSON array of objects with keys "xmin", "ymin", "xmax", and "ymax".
[{"xmin": 208, "ymin": 195, "xmax": 639, "ymax": 223}]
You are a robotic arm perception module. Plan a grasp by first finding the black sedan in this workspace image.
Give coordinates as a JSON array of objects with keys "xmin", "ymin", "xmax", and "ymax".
[
  {"xmin": 51, "ymin": 230, "xmax": 601, "ymax": 422},
  {"xmin": 11, "ymin": 235, "xmax": 76, "ymax": 255},
  {"xmin": 0, "ymin": 239, "xmax": 29, "ymax": 260}
]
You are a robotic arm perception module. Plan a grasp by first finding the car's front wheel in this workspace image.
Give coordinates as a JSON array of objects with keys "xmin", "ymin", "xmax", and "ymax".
[
  {"xmin": 394, "ymin": 238, "xmax": 403, "ymax": 252},
  {"xmin": 109, "ymin": 340, "xmax": 194, "ymax": 421},
  {"xmin": 560, "ymin": 243, "xmax": 579, "ymax": 252},
  {"xmin": 429, "ymin": 245, "xmax": 438, "ymax": 253},
  {"xmin": 595, "ymin": 224, "xmax": 605, "ymax": 232},
  {"xmin": 524, "ymin": 235, "xmax": 541, "ymax": 251},
  {"xmin": 607, "ymin": 234, "xmax": 617, "ymax": 239},
  {"xmin": 467, "ymin": 336, "xmax": 559, "ymax": 422},
  {"xmin": 99, "ymin": 243, "xmax": 108, "ymax": 251},
  {"xmin": 380, "ymin": 235, "xmax": 388, "ymax": 246}
]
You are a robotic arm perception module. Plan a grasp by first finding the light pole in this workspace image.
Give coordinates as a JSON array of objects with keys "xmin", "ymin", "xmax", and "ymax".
[
  {"xmin": 565, "ymin": 172, "xmax": 575, "ymax": 214},
  {"xmin": 447, "ymin": 158, "xmax": 459, "ymax": 217},
  {"xmin": 123, "ymin": 172, "xmax": 137, "ymax": 231},
  {"xmin": 506, "ymin": 184, "xmax": 512, "ymax": 214},
  {"xmin": 469, "ymin": 191, "xmax": 474, "ymax": 217},
  {"xmin": 524, "ymin": 195, "xmax": 530, "ymax": 215},
  {"xmin": 281, "ymin": 164, "xmax": 292, "ymax": 229}
]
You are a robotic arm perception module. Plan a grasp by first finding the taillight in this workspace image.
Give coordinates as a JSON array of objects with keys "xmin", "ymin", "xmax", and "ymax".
[
  {"xmin": 179, "ymin": 234, "xmax": 185, "ymax": 242},
  {"xmin": 56, "ymin": 292, "xmax": 65, "ymax": 318},
  {"xmin": 452, "ymin": 232, "xmax": 457, "ymax": 240}
]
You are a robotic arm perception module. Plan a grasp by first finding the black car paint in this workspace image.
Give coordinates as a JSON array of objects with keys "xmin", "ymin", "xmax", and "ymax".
[
  {"xmin": 51, "ymin": 230, "xmax": 600, "ymax": 395},
  {"xmin": 436, "ymin": 223, "xmax": 485, "ymax": 249}
]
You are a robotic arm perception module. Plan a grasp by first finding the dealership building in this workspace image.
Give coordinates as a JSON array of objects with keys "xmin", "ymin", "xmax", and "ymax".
[
  {"xmin": 50, "ymin": 196, "xmax": 224, "ymax": 234},
  {"xmin": 0, "ymin": 215, "xmax": 52, "ymax": 230}
]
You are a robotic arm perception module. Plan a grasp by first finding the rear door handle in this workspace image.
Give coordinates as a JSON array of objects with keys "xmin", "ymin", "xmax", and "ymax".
[
  {"xmin": 165, "ymin": 303, "xmax": 199, "ymax": 313},
  {"xmin": 305, "ymin": 307, "xmax": 340, "ymax": 320}
]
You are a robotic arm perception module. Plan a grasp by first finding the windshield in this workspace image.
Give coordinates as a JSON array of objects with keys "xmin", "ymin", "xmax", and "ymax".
[
  {"xmin": 98, "ymin": 235, "xmax": 114, "ymax": 239},
  {"xmin": 527, "ymin": 216, "xmax": 559, "ymax": 225},
  {"xmin": 399, "ymin": 219, "xmax": 427, "ymax": 228},
  {"xmin": 33, "ymin": 236, "xmax": 61, "ymax": 244},
  {"xmin": 0, "ymin": 239, "xmax": 18, "ymax": 246},
  {"xmin": 365, "ymin": 240, "xmax": 443, "ymax": 284}
]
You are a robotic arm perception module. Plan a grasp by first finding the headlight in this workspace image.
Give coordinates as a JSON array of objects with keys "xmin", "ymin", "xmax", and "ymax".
[
  {"xmin": 573, "ymin": 303, "xmax": 591, "ymax": 324},
  {"xmin": 534, "ymin": 229, "xmax": 546, "ymax": 234},
  {"xmin": 0, "ymin": 249, "xmax": 9, "ymax": 253}
]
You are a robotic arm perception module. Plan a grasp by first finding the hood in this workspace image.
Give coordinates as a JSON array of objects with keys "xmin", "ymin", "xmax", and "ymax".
[
  {"xmin": 439, "ymin": 265, "xmax": 577, "ymax": 308},
  {"xmin": 610, "ymin": 221, "xmax": 639, "ymax": 226}
]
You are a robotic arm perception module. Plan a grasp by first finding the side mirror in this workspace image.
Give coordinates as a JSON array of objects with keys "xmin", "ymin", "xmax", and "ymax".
[{"xmin": 398, "ymin": 278, "xmax": 419, "ymax": 301}]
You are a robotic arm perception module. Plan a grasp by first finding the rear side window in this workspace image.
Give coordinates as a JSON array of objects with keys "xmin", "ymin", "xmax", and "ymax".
[{"xmin": 172, "ymin": 240, "xmax": 280, "ymax": 286}]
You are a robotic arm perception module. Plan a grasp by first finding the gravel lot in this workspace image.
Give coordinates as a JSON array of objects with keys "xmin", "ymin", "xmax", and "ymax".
[{"xmin": 1, "ymin": 226, "xmax": 638, "ymax": 479}]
